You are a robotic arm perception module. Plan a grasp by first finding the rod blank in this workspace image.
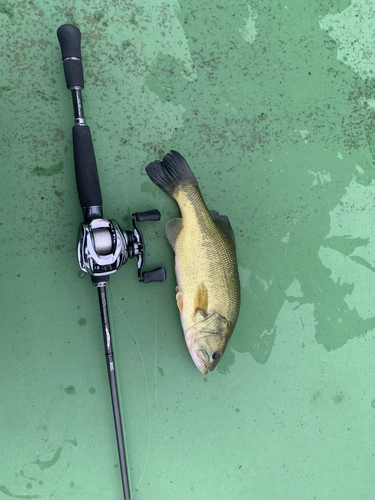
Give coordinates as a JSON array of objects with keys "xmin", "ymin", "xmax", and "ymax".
[{"xmin": 97, "ymin": 286, "xmax": 131, "ymax": 500}]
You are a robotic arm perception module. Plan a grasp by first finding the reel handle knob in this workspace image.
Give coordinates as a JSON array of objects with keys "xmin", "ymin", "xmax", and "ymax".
[
  {"xmin": 135, "ymin": 210, "xmax": 161, "ymax": 222},
  {"xmin": 57, "ymin": 24, "xmax": 84, "ymax": 89},
  {"xmin": 143, "ymin": 267, "xmax": 167, "ymax": 283}
]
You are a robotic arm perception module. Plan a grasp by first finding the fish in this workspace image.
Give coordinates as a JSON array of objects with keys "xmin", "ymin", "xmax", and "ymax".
[{"xmin": 146, "ymin": 151, "xmax": 241, "ymax": 374}]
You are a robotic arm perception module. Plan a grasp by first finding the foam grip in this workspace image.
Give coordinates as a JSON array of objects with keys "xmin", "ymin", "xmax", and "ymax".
[{"xmin": 73, "ymin": 125, "xmax": 102, "ymax": 209}]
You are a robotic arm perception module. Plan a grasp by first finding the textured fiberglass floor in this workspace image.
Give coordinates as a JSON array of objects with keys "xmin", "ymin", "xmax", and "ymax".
[{"xmin": 1, "ymin": 0, "xmax": 375, "ymax": 499}]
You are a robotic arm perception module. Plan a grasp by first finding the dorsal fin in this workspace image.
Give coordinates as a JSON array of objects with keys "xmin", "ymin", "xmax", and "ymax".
[
  {"xmin": 165, "ymin": 218, "xmax": 183, "ymax": 250},
  {"xmin": 210, "ymin": 210, "xmax": 236, "ymax": 247},
  {"xmin": 194, "ymin": 282, "xmax": 208, "ymax": 317}
]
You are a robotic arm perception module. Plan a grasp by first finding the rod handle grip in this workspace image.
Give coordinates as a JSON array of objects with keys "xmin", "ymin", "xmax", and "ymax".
[
  {"xmin": 57, "ymin": 24, "xmax": 84, "ymax": 89},
  {"xmin": 73, "ymin": 125, "xmax": 102, "ymax": 209}
]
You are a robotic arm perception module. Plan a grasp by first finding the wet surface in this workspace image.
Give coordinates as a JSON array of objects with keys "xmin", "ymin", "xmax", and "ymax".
[{"xmin": 1, "ymin": 0, "xmax": 375, "ymax": 499}]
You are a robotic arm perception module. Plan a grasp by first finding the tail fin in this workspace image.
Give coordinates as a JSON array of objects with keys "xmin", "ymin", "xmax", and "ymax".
[{"xmin": 146, "ymin": 150, "xmax": 197, "ymax": 198}]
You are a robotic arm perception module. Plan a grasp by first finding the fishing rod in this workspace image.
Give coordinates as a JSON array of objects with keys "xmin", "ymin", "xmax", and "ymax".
[{"xmin": 56, "ymin": 24, "xmax": 166, "ymax": 500}]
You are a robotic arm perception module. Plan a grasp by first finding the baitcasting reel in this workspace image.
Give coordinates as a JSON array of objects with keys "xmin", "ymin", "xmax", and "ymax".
[{"xmin": 77, "ymin": 210, "xmax": 166, "ymax": 284}]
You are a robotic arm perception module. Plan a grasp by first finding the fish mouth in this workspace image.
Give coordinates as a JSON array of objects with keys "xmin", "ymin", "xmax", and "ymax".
[
  {"xmin": 186, "ymin": 339, "xmax": 209, "ymax": 374},
  {"xmin": 191, "ymin": 348, "xmax": 209, "ymax": 375}
]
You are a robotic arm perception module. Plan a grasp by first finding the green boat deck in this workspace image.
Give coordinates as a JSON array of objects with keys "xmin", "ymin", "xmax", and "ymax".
[{"xmin": 1, "ymin": 0, "xmax": 375, "ymax": 498}]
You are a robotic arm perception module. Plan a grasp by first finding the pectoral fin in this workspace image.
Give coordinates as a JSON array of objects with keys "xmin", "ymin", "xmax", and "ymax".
[
  {"xmin": 176, "ymin": 290, "xmax": 184, "ymax": 313},
  {"xmin": 194, "ymin": 282, "xmax": 208, "ymax": 317}
]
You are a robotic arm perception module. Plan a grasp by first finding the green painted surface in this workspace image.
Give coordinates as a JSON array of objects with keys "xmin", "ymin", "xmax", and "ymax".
[{"xmin": 1, "ymin": 0, "xmax": 375, "ymax": 498}]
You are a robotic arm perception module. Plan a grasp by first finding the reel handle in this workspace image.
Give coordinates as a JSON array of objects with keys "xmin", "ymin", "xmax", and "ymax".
[{"xmin": 132, "ymin": 211, "xmax": 167, "ymax": 283}]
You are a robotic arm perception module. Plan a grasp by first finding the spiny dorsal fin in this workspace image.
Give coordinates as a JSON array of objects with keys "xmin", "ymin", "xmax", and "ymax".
[
  {"xmin": 210, "ymin": 210, "xmax": 236, "ymax": 247},
  {"xmin": 165, "ymin": 218, "xmax": 183, "ymax": 250},
  {"xmin": 194, "ymin": 282, "xmax": 208, "ymax": 317}
]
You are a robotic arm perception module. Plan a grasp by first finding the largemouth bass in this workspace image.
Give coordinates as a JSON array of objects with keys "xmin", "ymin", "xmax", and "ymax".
[{"xmin": 146, "ymin": 151, "xmax": 240, "ymax": 374}]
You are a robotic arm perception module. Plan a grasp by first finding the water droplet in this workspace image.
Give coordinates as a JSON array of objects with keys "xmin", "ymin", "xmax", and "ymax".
[
  {"xmin": 26, "ymin": 483, "xmax": 33, "ymax": 489},
  {"xmin": 32, "ymin": 161, "xmax": 64, "ymax": 177},
  {"xmin": 158, "ymin": 367, "xmax": 164, "ymax": 376},
  {"xmin": 371, "ymin": 399, "xmax": 375, "ymax": 408},
  {"xmin": 203, "ymin": 377, "xmax": 208, "ymax": 383},
  {"xmin": 78, "ymin": 318, "xmax": 87, "ymax": 326},
  {"xmin": 77, "ymin": 270, "xmax": 87, "ymax": 279},
  {"xmin": 34, "ymin": 447, "xmax": 63, "ymax": 470},
  {"xmin": 70, "ymin": 481, "xmax": 75, "ymax": 488},
  {"xmin": 65, "ymin": 438, "xmax": 78, "ymax": 446},
  {"xmin": 64, "ymin": 386, "xmax": 76, "ymax": 395},
  {"xmin": 235, "ymin": 408, "xmax": 240, "ymax": 413},
  {"xmin": 121, "ymin": 214, "xmax": 131, "ymax": 225},
  {"xmin": 93, "ymin": 10, "xmax": 105, "ymax": 21},
  {"xmin": 89, "ymin": 387, "xmax": 96, "ymax": 395},
  {"xmin": 333, "ymin": 393, "xmax": 343, "ymax": 404}
]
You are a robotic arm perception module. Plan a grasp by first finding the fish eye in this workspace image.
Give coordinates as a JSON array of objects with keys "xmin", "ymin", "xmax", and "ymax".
[{"xmin": 212, "ymin": 351, "xmax": 222, "ymax": 361}]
